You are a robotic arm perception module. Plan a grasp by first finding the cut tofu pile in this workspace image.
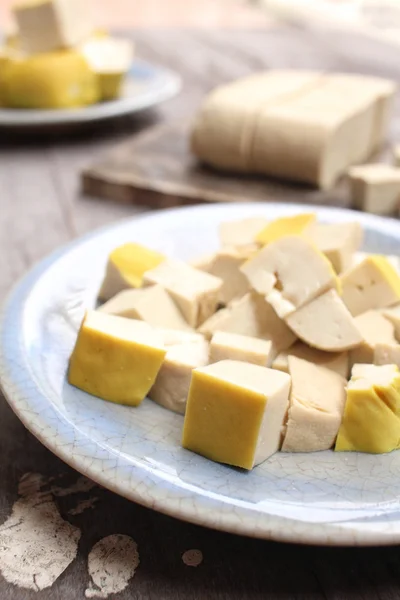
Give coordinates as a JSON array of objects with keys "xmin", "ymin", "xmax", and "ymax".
[
  {"xmin": 191, "ymin": 70, "xmax": 396, "ymax": 190},
  {"xmin": 0, "ymin": 1, "xmax": 134, "ymax": 109},
  {"xmin": 68, "ymin": 212, "xmax": 400, "ymax": 470}
]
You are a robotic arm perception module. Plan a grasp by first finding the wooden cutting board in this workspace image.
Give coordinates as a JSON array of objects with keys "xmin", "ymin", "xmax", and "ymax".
[{"xmin": 82, "ymin": 27, "xmax": 399, "ymax": 210}]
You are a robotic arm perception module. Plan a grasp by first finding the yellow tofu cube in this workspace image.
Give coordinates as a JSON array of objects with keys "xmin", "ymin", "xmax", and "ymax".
[
  {"xmin": 182, "ymin": 360, "xmax": 291, "ymax": 470},
  {"xmin": 335, "ymin": 364, "xmax": 400, "ymax": 453},
  {"xmin": 68, "ymin": 311, "xmax": 166, "ymax": 406},
  {"xmin": 255, "ymin": 213, "xmax": 316, "ymax": 245},
  {"xmin": 99, "ymin": 243, "xmax": 165, "ymax": 301}
]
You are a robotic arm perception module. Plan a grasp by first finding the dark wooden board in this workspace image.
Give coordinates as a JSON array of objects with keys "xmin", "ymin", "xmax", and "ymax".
[{"xmin": 82, "ymin": 26, "xmax": 400, "ymax": 210}]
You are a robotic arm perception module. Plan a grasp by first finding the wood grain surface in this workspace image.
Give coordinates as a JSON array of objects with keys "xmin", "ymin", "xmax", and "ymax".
[{"xmin": 2, "ymin": 27, "xmax": 400, "ymax": 600}]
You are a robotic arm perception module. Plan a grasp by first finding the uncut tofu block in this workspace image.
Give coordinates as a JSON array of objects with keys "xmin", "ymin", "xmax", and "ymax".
[
  {"xmin": 209, "ymin": 332, "xmax": 275, "ymax": 367},
  {"xmin": 348, "ymin": 164, "xmax": 400, "ymax": 215},
  {"xmin": 182, "ymin": 360, "xmax": 291, "ymax": 469},
  {"xmin": 199, "ymin": 292, "xmax": 296, "ymax": 352},
  {"xmin": 281, "ymin": 357, "xmax": 346, "ymax": 452},
  {"xmin": 149, "ymin": 338, "xmax": 209, "ymax": 415},
  {"xmin": 68, "ymin": 311, "xmax": 166, "ymax": 406},
  {"xmin": 241, "ymin": 236, "xmax": 338, "ymax": 318},
  {"xmin": 335, "ymin": 364, "xmax": 400, "ymax": 454},
  {"xmin": 99, "ymin": 243, "xmax": 165, "ymax": 301},
  {"xmin": 285, "ymin": 290, "xmax": 363, "ymax": 352},
  {"xmin": 98, "ymin": 285, "xmax": 192, "ymax": 331},
  {"xmin": 341, "ymin": 255, "xmax": 400, "ymax": 316},
  {"xmin": 350, "ymin": 310, "xmax": 396, "ymax": 366},
  {"xmin": 143, "ymin": 260, "xmax": 222, "ymax": 328},
  {"xmin": 272, "ymin": 341, "xmax": 349, "ymax": 378},
  {"xmin": 14, "ymin": 0, "xmax": 93, "ymax": 54},
  {"xmin": 308, "ymin": 222, "xmax": 363, "ymax": 274}
]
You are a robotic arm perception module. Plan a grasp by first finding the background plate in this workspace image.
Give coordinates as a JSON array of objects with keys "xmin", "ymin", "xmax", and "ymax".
[
  {"xmin": 0, "ymin": 59, "xmax": 181, "ymax": 127},
  {"xmin": 1, "ymin": 202, "xmax": 400, "ymax": 546}
]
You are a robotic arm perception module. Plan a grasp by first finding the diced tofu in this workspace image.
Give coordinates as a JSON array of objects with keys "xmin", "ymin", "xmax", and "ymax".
[
  {"xmin": 348, "ymin": 164, "xmax": 400, "ymax": 215},
  {"xmin": 219, "ymin": 217, "xmax": 267, "ymax": 249},
  {"xmin": 374, "ymin": 342, "xmax": 400, "ymax": 368},
  {"xmin": 158, "ymin": 329, "xmax": 205, "ymax": 347},
  {"xmin": 241, "ymin": 236, "xmax": 338, "ymax": 318},
  {"xmin": 190, "ymin": 253, "xmax": 215, "ymax": 272},
  {"xmin": 149, "ymin": 339, "xmax": 209, "ymax": 415},
  {"xmin": 350, "ymin": 310, "xmax": 396, "ymax": 365},
  {"xmin": 281, "ymin": 357, "xmax": 346, "ymax": 452},
  {"xmin": 199, "ymin": 292, "xmax": 296, "ymax": 352},
  {"xmin": 99, "ymin": 243, "xmax": 165, "ymax": 301},
  {"xmin": 207, "ymin": 248, "xmax": 251, "ymax": 305},
  {"xmin": 335, "ymin": 364, "xmax": 400, "ymax": 453},
  {"xmin": 383, "ymin": 304, "xmax": 400, "ymax": 340},
  {"xmin": 255, "ymin": 213, "xmax": 316, "ymax": 245},
  {"xmin": 143, "ymin": 260, "xmax": 222, "ymax": 328},
  {"xmin": 308, "ymin": 222, "xmax": 363, "ymax": 274},
  {"xmin": 285, "ymin": 289, "xmax": 363, "ymax": 351},
  {"xmin": 98, "ymin": 285, "xmax": 191, "ymax": 331},
  {"xmin": 182, "ymin": 360, "xmax": 291, "ymax": 469},
  {"xmin": 14, "ymin": 0, "xmax": 93, "ymax": 54},
  {"xmin": 68, "ymin": 312, "xmax": 166, "ymax": 406},
  {"xmin": 341, "ymin": 255, "xmax": 400, "ymax": 316},
  {"xmin": 209, "ymin": 331, "xmax": 275, "ymax": 367},
  {"xmin": 272, "ymin": 341, "xmax": 349, "ymax": 378}
]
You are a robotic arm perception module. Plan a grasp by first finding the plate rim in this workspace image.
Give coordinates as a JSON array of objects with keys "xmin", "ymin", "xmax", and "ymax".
[
  {"xmin": 0, "ymin": 59, "xmax": 181, "ymax": 127},
  {"xmin": 2, "ymin": 201, "xmax": 400, "ymax": 547}
]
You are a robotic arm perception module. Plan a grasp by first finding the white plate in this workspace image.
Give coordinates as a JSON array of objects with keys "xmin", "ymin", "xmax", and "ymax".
[
  {"xmin": 0, "ymin": 59, "xmax": 181, "ymax": 127},
  {"xmin": 1, "ymin": 202, "xmax": 400, "ymax": 546}
]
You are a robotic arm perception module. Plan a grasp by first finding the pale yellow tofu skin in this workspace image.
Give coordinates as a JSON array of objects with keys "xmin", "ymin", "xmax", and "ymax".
[
  {"xmin": 341, "ymin": 255, "xmax": 400, "ymax": 317},
  {"xmin": 68, "ymin": 312, "xmax": 166, "ymax": 406},
  {"xmin": 209, "ymin": 332, "xmax": 275, "ymax": 367},
  {"xmin": 98, "ymin": 285, "xmax": 192, "ymax": 331},
  {"xmin": 199, "ymin": 292, "xmax": 296, "ymax": 352},
  {"xmin": 255, "ymin": 213, "xmax": 316, "ymax": 245},
  {"xmin": 99, "ymin": 243, "xmax": 165, "ymax": 301},
  {"xmin": 350, "ymin": 310, "xmax": 396, "ymax": 366},
  {"xmin": 308, "ymin": 222, "xmax": 363, "ymax": 274},
  {"xmin": 272, "ymin": 341, "xmax": 349, "ymax": 379},
  {"xmin": 143, "ymin": 260, "xmax": 222, "ymax": 328},
  {"xmin": 281, "ymin": 357, "xmax": 346, "ymax": 452},
  {"xmin": 285, "ymin": 290, "xmax": 363, "ymax": 352},
  {"xmin": 335, "ymin": 364, "xmax": 400, "ymax": 454},
  {"xmin": 182, "ymin": 360, "xmax": 291, "ymax": 470},
  {"xmin": 241, "ymin": 236, "xmax": 338, "ymax": 318}
]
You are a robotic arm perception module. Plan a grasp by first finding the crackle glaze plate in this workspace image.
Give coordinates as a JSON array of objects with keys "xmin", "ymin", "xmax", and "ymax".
[
  {"xmin": 0, "ymin": 60, "xmax": 181, "ymax": 127},
  {"xmin": 2, "ymin": 202, "xmax": 400, "ymax": 546}
]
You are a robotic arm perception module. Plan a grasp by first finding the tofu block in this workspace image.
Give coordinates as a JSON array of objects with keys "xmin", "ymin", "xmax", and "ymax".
[
  {"xmin": 335, "ymin": 364, "xmax": 400, "ymax": 453},
  {"xmin": 14, "ymin": 0, "xmax": 93, "ymax": 54},
  {"xmin": 241, "ymin": 236, "xmax": 338, "ymax": 318},
  {"xmin": 99, "ymin": 243, "xmax": 165, "ymax": 301},
  {"xmin": 158, "ymin": 329, "xmax": 205, "ymax": 347},
  {"xmin": 68, "ymin": 312, "xmax": 166, "ymax": 406},
  {"xmin": 285, "ymin": 289, "xmax": 363, "ymax": 351},
  {"xmin": 350, "ymin": 310, "xmax": 396, "ymax": 366},
  {"xmin": 255, "ymin": 213, "xmax": 316, "ymax": 245},
  {"xmin": 190, "ymin": 253, "xmax": 215, "ymax": 272},
  {"xmin": 149, "ymin": 339, "xmax": 209, "ymax": 415},
  {"xmin": 348, "ymin": 164, "xmax": 400, "ymax": 215},
  {"xmin": 383, "ymin": 305, "xmax": 400, "ymax": 340},
  {"xmin": 394, "ymin": 145, "xmax": 400, "ymax": 168},
  {"xmin": 219, "ymin": 217, "xmax": 268, "ymax": 249},
  {"xmin": 207, "ymin": 248, "xmax": 251, "ymax": 305},
  {"xmin": 199, "ymin": 292, "xmax": 296, "ymax": 352},
  {"xmin": 341, "ymin": 255, "xmax": 400, "ymax": 316},
  {"xmin": 98, "ymin": 285, "xmax": 191, "ymax": 331},
  {"xmin": 209, "ymin": 332, "xmax": 275, "ymax": 367},
  {"xmin": 308, "ymin": 222, "xmax": 363, "ymax": 274},
  {"xmin": 272, "ymin": 341, "xmax": 349, "ymax": 378},
  {"xmin": 281, "ymin": 357, "xmax": 346, "ymax": 452},
  {"xmin": 374, "ymin": 342, "xmax": 400, "ymax": 368},
  {"xmin": 182, "ymin": 360, "xmax": 291, "ymax": 469},
  {"xmin": 80, "ymin": 36, "xmax": 134, "ymax": 101},
  {"xmin": 143, "ymin": 260, "xmax": 222, "ymax": 328}
]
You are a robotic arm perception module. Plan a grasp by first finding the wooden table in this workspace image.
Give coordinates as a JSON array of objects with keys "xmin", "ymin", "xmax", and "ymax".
[{"xmin": 2, "ymin": 27, "xmax": 400, "ymax": 600}]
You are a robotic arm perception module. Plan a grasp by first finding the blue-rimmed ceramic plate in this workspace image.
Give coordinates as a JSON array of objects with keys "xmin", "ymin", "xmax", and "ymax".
[
  {"xmin": 1, "ymin": 202, "xmax": 400, "ymax": 546},
  {"xmin": 0, "ymin": 59, "xmax": 181, "ymax": 127}
]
